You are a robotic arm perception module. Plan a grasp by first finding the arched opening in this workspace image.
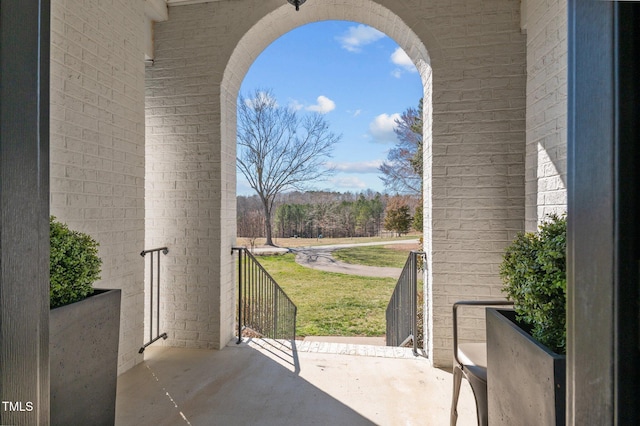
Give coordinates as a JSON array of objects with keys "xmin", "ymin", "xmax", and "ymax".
[{"xmin": 221, "ymin": 4, "xmax": 434, "ymax": 357}]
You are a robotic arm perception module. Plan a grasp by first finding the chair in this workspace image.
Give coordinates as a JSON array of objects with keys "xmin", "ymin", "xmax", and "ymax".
[{"xmin": 450, "ymin": 300, "xmax": 514, "ymax": 426}]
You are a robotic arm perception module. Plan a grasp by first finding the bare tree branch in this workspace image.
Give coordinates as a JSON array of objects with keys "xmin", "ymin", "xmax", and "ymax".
[
  {"xmin": 237, "ymin": 89, "xmax": 340, "ymax": 245},
  {"xmin": 379, "ymin": 100, "xmax": 423, "ymax": 195}
]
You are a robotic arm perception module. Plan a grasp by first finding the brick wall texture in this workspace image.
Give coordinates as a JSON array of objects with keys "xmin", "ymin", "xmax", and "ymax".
[
  {"xmin": 525, "ymin": 0, "xmax": 568, "ymax": 231},
  {"xmin": 50, "ymin": 0, "xmax": 146, "ymax": 373},
  {"xmin": 50, "ymin": 0, "xmax": 567, "ymax": 372}
]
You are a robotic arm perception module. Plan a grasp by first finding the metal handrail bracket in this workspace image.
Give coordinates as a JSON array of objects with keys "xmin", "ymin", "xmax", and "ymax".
[{"xmin": 139, "ymin": 247, "xmax": 169, "ymax": 353}]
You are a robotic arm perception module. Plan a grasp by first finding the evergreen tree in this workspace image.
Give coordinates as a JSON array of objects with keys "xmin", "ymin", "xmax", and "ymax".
[{"xmin": 383, "ymin": 197, "xmax": 413, "ymax": 236}]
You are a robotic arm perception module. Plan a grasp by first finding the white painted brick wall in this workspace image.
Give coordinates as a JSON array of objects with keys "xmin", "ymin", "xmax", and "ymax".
[
  {"xmin": 50, "ymin": 0, "xmax": 146, "ymax": 374},
  {"xmin": 524, "ymin": 0, "xmax": 568, "ymax": 231},
  {"xmin": 146, "ymin": 0, "xmax": 526, "ymax": 367},
  {"xmin": 401, "ymin": 0, "xmax": 526, "ymax": 366},
  {"xmin": 145, "ymin": 1, "xmax": 231, "ymax": 350}
]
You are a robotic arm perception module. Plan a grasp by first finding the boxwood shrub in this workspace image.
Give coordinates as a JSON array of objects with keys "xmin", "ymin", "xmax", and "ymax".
[
  {"xmin": 50, "ymin": 216, "xmax": 102, "ymax": 308},
  {"xmin": 499, "ymin": 214, "xmax": 567, "ymax": 354}
]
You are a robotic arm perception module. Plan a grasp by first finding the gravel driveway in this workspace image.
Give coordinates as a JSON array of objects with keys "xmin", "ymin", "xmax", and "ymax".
[{"xmin": 289, "ymin": 239, "xmax": 419, "ymax": 278}]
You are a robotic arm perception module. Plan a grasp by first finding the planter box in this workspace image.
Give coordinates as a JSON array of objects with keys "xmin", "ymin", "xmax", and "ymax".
[
  {"xmin": 486, "ymin": 308, "xmax": 565, "ymax": 426},
  {"xmin": 50, "ymin": 288, "xmax": 121, "ymax": 426}
]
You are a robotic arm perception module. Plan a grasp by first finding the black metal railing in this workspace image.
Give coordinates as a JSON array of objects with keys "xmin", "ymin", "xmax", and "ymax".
[
  {"xmin": 386, "ymin": 250, "xmax": 425, "ymax": 355},
  {"xmin": 232, "ymin": 247, "xmax": 297, "ymax": 343},
  {"xmin": 139, "ymin": 246, "xmax": 169, "ymax": 353}
]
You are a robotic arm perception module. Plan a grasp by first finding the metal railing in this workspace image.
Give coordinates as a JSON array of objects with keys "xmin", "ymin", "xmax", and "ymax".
[
  {"xmin": 386, "ymin": 250, "xmax": 424, "ymax": 355},
  {"xmin": 233, "ymin": 247, "xmax": 297, "ymax": 343},
  {"xmin": 139, "ymin": 246, "xmax": 169, "ymax": 353}
]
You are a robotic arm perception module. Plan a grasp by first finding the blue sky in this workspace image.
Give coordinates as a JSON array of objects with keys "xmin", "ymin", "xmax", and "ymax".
[{"xmin": 238, "ymin": 20, "xmax": 423, "ymax": 196}]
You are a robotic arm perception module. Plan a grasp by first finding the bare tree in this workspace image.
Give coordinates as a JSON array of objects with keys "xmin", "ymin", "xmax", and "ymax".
[
  {"xmin": 379, "ymin": 99, "xmax": 423, "ymax": 195},
  {"xmin": 239, "ymin": 210, "xmax": 264, "ymax": 252},
  {"xmin": 237, "ymin": 89, "xmax": 340, "ymax": 246}
]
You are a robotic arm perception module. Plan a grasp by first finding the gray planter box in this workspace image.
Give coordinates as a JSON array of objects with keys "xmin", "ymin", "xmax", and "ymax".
[
  {"xmin": 486, "ymin": 308, "xmax": 565, "ymax": 426},
  {"xmin": 50, "ymin": 288, "xmax": 121, "ymax": 426}
]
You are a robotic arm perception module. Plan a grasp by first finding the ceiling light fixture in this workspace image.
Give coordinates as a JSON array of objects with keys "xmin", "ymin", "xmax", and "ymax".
[{"xmin": 287, "ymin": 0, "xmax": 306, "ymax": 11}]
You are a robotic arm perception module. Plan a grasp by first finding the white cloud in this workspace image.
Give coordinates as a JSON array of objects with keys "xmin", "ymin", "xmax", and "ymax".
[
  {"xmin": 336, "ymin": 24, "xmax": 385, "ymax": 52},
  {"xmin": 368, "ymin": 113, "xmax": 401, "ymax": 143},
  {"xmin": 325, "ymin": 160, "xmax": 382, "ymax": 174},
  {"xmin": 390, "ymin": 47, "xmax": 417, "ymax": 78},
  {"xmin": 306, "ymin": 95, "xmax": 336, "ymax": 114},
  {"xmin": 288, "ymin": 99, "xmax": 304, "ymax": 111},
  {"xmin": 327, "ymin": 176, "xmax": 368, "ymax": 190},
  {"xmin": 391, "ymin": 47, "xmax": 416, "ymax": 70},
  {"xmin": 391, "ymin": 69, "xmax": 403, "ymax": 79}
]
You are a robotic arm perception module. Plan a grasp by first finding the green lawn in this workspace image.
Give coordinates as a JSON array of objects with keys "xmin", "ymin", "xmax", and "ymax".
[
  {"xmin": 332, "ymin": 245, "xmax": 412, "ymax": 268},
  {"xmin": 256, "ymin": 254, "xmax": 396, "ymax": 337}
]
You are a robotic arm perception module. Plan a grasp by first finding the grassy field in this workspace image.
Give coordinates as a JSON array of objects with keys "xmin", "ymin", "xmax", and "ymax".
[
  {"xmin": 256, "ymin": 253, "xmax": 396, "ymax": 337},
  {"xmin": 332, "ymin": 245, "xmax": 414, "ymax": 268}
]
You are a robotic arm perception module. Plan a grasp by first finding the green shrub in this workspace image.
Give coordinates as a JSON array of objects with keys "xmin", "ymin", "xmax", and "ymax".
[
  {"xmin": 499, "ymin": 214, "xmax": 567, "ymax": 354},
  {"xmin": 50, "ymin": 216, "xmax": 102, "ymax": 308}
]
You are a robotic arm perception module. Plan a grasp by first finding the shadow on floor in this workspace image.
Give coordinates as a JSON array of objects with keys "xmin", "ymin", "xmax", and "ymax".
[{"xmin": 115, "ymin": 339, "xmax": 477, "ymax": 425}]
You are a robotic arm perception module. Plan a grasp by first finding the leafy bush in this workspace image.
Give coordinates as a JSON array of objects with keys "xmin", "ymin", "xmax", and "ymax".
[
  {"xmin": 50, "ymin": 217, "xmax": 102, "ymax": 308},
  {"xmin": 499, "ymin": 214, "xmax": 567, "ymax": 354}
]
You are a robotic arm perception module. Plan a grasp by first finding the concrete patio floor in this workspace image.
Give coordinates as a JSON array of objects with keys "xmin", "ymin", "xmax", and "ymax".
[{"xmin": 115, "ymin": 338, "xmax": 478, "ymax": 425}]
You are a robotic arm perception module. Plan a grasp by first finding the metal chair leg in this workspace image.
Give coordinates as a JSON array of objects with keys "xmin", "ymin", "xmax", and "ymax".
[
  {"xmin": 451, "ymin": 363, "xmax": 463, "ymax": 426},
  {"xmin": 466, "ymin": 371, "xmax": 488, "ymax": 426}
]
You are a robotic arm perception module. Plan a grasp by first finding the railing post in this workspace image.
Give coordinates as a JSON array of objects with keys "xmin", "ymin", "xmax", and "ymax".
[
  {"xmin": 412, "ymin": 251, "xmax": 417, "ymax": 355},
  {"xmin": 149, "ymin": 252, "xmax": 154, "ymax": 344},
  {"xmin": 273, "ymin": 285, "xmax": 278, "ymax": 339},
  {"xmin": 156, "ymin": 249, "xmax": 162, "ymax": 344},
  {"xmin": 234, "ymin": 247, "xmax": 243, "ymax": 344},
  {"xmin": 293, "ymin": 305, "xmax": 297, "ymax": 341}
]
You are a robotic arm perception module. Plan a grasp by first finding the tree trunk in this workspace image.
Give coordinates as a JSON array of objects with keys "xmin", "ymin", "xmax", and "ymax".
[{"xmin": 263, "ymin": 203, "xmax": 274, "ymax": 246}]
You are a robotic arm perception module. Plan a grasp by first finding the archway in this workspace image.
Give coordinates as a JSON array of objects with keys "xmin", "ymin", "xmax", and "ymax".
[
  {"xmin": 145, "ymin": 0, "xmax": 526, "ymax": 367},
  {"xmin": 221, "ymin": 4, "xmax": 434, "ymax": 358}
]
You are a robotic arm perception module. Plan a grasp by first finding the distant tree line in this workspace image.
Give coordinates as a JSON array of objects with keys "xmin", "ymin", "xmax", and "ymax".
[
  {"xmin": 237, "ymin": 190, "xmax": 422, "ymax": 240},
  {"xmin": 275, "ymin": 194, "xmax": 384, "ymax": 239}
]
